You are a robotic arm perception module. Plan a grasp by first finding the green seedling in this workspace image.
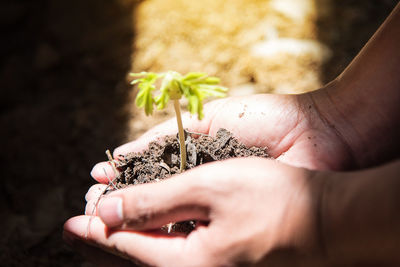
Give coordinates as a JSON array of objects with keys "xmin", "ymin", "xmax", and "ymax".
[{"xmin": 130, "ymin": 71, "xmax": 228, "ymax": 172}]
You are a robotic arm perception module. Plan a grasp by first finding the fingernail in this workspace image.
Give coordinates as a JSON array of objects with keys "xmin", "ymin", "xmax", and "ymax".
[{"xmin": 98, "ymin": 197, "xmax": 123, "ymax": 228}]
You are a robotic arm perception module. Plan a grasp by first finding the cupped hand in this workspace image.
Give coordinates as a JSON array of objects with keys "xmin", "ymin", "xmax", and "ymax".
[
  {"xmin": 64, "ymin": 158, "xmax": 325, "ymax": 267},
  {"xmin": 92, "ymin": 93, "xmax": 353, "ymax": 184}
]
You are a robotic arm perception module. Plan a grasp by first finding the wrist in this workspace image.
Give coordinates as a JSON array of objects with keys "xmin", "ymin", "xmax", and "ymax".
[
  {"xmin": 309, "ymin": 78, "xmax": 399, "ymax": 168},
  {"xmin": 278, "ymin": 167, "xmax": 329, "ymax": 260},
  {"xmin": 303, "ymin": 169, "xmax": 330, "ymax": 260},
  {"xmin": 319, "ymin": 160, "xmax": 400, "ymax": 264},
  {"xmin": 306, "ymin": 81, "xmax": 361, "ymax": 168},
  {"xmin": 251, "ymin": 165, "xmax": 329, "ymax": 266},
  {"xmin": 307, "ymin": 3, "xmax": 400, "ymax": 168}
]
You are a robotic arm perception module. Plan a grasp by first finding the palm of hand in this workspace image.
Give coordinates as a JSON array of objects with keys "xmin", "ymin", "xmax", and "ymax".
[
  {"xmin": 210, "ymin": 94, "xmax": 353, "ymax": 170},
  {"xmin": 115, "ymin": 94, "xmax": 353, "ymax": 172}
]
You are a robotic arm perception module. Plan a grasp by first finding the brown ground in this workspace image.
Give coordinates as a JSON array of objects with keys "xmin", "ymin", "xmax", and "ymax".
[
  {"xmin": 113, "ymin": 128, "xmax": 269, "ymax": 187},
  {"xmin": 1, "ymin": 0, "xmax": 397, "ymax": 266}
]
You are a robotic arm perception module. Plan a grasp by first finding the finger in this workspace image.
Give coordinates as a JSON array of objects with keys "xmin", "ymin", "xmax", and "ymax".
[
  {"xmin": 85, "ymin": 184, "xmax": 108, "ymax": 202},
  {"xmin": 90, "ymin": 162, "xmax": 117, "ymax": 184},
  {"xmin": 64, "ymin": 215, "xmax": 198, "ymax": 267},
  {"xmin": 97, "ymin": 167, "xmax": 212, "ymax": 229}
]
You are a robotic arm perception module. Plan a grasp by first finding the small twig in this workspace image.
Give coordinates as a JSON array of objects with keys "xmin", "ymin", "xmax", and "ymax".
[
  {"xmin": 106, "ymin": 149, "xmax": 119, "ymax": 177},
  {"xmin": 86, "ymin": 150, "xmax": 120, "ymax": 238},
  {"xmin": 103, "ymin": 168, "xmax": 118, "ymax": 190},
  {"xmin": 86, "ymin": 187, "xmax": 106, "ymax": 238}
]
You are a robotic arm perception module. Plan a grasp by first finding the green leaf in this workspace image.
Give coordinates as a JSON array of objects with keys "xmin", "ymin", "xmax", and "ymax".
[
  {"xmin": 179, "ymin": 73, "xmax": 227, "ymax": 119},
  {"xmin": 202, "ymin": 77, "xmax": 220, "ymax": 85},
  {"xmin": 155, "ymin": 89, "xmax": 170, "ymax": 110},
  {"xmin": 144, "ymin": 87, "xmax": 154, "ymax": 115},
  {"xmin": 135, "ymin": 83, "xmax": 155, "ymax": 115},
  {"xmin": 131, "ymin": 72, "xmax": 161, "ymax": 116},
  {"xmin": 130, "ymin": 79, "xmax": 141, "ymax": 85},
  {"xmin": 182, "ymin": 72, "xmax": 207, "ymax": 81},
  {"xmin": 129, "ymin": 72, "xmax": 149, "ymax": 76},
  {"xmin": 197, "ymin": 84, "xmax": 228, "ymax": 98},
  {"xmin": 130, "ymin": 71, "xmax": 228, "ymax": 120},
  {"xmin": 187, "ymin": 95, "xmax": 199, "ymax": 115}
]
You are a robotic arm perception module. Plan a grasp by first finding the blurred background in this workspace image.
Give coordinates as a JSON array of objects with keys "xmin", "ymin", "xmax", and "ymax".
[{"xmin": 0, "ymin": 0, "xmax": 397, "ymax": 266}]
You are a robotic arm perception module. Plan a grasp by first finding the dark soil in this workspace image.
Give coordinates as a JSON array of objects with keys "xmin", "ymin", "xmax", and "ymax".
[
  {"xmin": 114, "ymin": 128, "xmax": 269, "ymax": 187},
  {"xmin": 107, "ymin": 128, "xmax": 269, "ymax": 233}
]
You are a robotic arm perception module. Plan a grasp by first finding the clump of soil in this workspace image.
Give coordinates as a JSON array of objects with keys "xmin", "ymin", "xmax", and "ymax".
[
  {"xmin": 114, "ymin": 128, "xmax": 269, "ymax": 187},
  {"xmin": 108, "ymin": 128, "xmax": 270, "ymax": 233}
]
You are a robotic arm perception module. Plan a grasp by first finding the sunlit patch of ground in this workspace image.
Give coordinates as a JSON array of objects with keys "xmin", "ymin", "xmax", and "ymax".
[
  {"xmin": 127, "ymin": 0, "xmax": 327, "ymax": 139},
  {"xmin": 126, "ymin": 0, "xmax": 397, "ymax": 140}
]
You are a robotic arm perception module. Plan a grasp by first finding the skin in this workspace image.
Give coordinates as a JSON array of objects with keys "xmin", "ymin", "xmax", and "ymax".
[
  {"xmin": 64, "ymin": 3, "xmax": 400, "ymax": 267},
  {"xmin": 69, "ymin": 158, "xmax": 323, "ymax": 267}
]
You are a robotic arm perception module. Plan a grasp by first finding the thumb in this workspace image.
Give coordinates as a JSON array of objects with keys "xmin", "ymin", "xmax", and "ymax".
[{"xmin": 97, "ymin": 168, "xmax": 212, "ymax": 229}]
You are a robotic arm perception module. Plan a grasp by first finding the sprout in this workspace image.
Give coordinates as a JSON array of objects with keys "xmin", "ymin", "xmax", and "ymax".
[{"xmin": 130, "ymin": 71, "xmax": 228, "ymax": 171}]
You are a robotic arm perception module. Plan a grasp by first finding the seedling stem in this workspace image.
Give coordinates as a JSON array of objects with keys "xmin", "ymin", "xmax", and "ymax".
[
  {"xmin": 130, "ymin": 71, "xmax": 227, "ymax": 171},
  {"xmin": 173, "ymin": 99, "xmax": 187, "ymax": 172}
]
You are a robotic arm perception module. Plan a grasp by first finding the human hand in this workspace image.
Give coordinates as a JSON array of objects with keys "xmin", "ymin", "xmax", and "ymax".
[
  {"xmin": 64, "ymin": 158, "xmax": 324, "ymax": 267},
  {"xmin": 91, "ymin": 92, "xmax": 353, "ymax": 186},
  {"xmin": 65, "ymin": 91, "xmax": 351, "ymax": 266}
]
